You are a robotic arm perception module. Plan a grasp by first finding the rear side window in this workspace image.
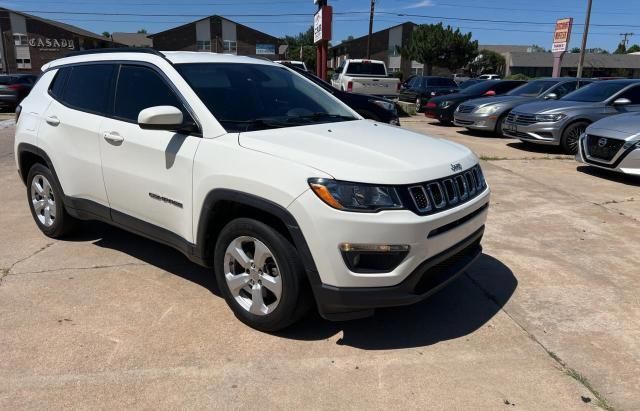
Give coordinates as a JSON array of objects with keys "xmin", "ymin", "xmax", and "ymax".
[
  {"xmin": 491, "ymin": 81, "xmax": 523, "ymax": 94},
  {"xmin": 58, "ymin": 64, "xmax": 116, "ymax": 115},
  {"xmin": 114, "ymin": 65, "xmax": 184, "ymax": 123},
  {"xmin": 617, "ymin": 85, "xmax": 640, "ymax": 104},
  {"xmin": 551, "ymin": 81, "xmax": 577, "ymax": 98},
  {"xmin": 49, "ymin": 68, "xmax": 70, "ymax": 99}
]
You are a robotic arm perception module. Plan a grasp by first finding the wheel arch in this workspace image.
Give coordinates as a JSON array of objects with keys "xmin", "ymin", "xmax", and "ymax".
[
  {"xmin": 16, "ymin": 143, "xmax": 56, "ymax": 185},
  {"xmin": 560, "ymin": 118, "xmax": 591, "ymax": 137},
  {"xmin": 196, "ymin": 189, "xmax": 321, "ymax": 287}
]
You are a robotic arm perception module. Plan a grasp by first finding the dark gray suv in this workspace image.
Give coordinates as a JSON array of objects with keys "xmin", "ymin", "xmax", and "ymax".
[{"xmin": 502, "ymin": 80, "xmax": 640, "ymax": 154}]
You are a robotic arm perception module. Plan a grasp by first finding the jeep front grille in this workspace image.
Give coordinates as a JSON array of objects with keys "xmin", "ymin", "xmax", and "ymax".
[{"xmin": 406, "ymin": 165, "xmax": 487, "ymax": 215}]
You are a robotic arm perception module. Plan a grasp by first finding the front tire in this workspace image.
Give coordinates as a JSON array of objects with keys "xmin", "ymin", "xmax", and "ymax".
[
  {"xmin": 495, "ymin": 113, "xmax": 508, "ymax": 137},
  {"xmin": 26, "ymin": 163, "xmax": 76, "ymax": 238},
  {"xmin": 214, "ymin": 218, "xmax": 310, "ymax": 332},
  {"xmin": 415, "ymin": 97, "xmax": 423, "ymax": 113},
  {"xmin": 561, "ymin": 121, "xmax": 588, "ymax": 154}
]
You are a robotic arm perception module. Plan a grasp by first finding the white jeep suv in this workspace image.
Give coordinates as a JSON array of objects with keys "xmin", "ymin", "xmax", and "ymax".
[{"xmin": 14, "ymin": 49, "xmax": 490, "ymax": 331}]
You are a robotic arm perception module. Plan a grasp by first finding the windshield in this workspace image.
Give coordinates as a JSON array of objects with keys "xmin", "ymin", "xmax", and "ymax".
[
  {"xmin": 345, "ymin": 62, "xmax": 386, "ymax": 76},
  {"xmin": 507, "ymin": 80, "xmax": 558, "ymax": 97},
  {"xmin": 561, "ymin": 82, "xmax": 629, "ymax": 102},
  {"xmin": 176, "ymin": 63, "xmax": 356, "ymax": 132},
  {"xmin": 459, "ymin": 81, "xmax": 493, "ymax": 95}
]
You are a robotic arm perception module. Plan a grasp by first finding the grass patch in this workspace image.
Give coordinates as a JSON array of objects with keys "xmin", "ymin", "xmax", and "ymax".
[
  {"xmin": 480, "ymin": 155, "xmax": 509, "ymax": 161},
  {"xmin": 565, "ymin": 368, "xmax": 616, "ymax": 411}
]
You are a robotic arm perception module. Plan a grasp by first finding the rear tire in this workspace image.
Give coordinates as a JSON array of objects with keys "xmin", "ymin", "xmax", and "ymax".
[
  {"xmin": 415, "ymin": 98, "xmax": 423, "ymax": 113},
  {"xmin": 495, "ymin": 113, "xmax": 508, "ymax": 137},
  {"xmin": 561, "ymin": 121, "xmax": 589, "ymax": 154},
  {"xmin": 214, "ymin": 218, "xmax": 310, "ymax": 332},
  {"xmin": 26, "ymin": 163, "xmax": 77, "ymax": 238}
]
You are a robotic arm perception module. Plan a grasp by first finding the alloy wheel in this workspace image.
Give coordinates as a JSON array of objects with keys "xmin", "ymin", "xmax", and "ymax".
[
  {"xmin": 30, "ymin": 174, "xmax": 56, "ymax": 227},
  {"xmin": 223, "ymin": 236, "xmax": 282, "ymax": 315},
  {"xmin": 567, "ymin": 125, "xmax": 586, "ymax": 153}
]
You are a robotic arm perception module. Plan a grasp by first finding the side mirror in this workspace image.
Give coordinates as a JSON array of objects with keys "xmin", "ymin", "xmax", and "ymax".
[
  {"xmin": 483, "ymin": 90, "xmax": 496, "ymax": 96},
  {"xmin": 612, "ymin": 97, "xmax": 632, "ymax": 106},
  {"xmin": 138, "ymin": 106, "xmax": 184, "ymax": 131},
  {"xmin": 544, "ymin": 93, "xmax": 558, "ymax": 100}
]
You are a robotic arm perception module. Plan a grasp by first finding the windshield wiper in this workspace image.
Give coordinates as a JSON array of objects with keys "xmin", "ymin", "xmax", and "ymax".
[
  {"xmin": 287, "ymin": 113, "xmax": 355, "ymax": 124},
  {"xmin": 221, "ymin": 118, "xmax": 292, "ymax": 132}
]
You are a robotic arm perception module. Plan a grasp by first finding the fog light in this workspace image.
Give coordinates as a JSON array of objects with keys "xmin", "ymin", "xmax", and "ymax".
[{"xmin": 339, "ymin": 243, "xmax": 410, "ymax": 273}]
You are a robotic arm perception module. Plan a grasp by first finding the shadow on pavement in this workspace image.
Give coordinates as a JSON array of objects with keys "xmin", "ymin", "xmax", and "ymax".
[
  {"xmin": 66, "ymin": 223, "xmax": 517, "ymax": 350},
  {"xmin": 456, "ymin": 129, "xmax": 511, "ymax": 139},
  {"xmin": 577, "ymin": 166, "xmax": 640, "ymax": 187},
  {"xmin": 506, "ymin": 141, "xmax": 567, "ymax": 155}
]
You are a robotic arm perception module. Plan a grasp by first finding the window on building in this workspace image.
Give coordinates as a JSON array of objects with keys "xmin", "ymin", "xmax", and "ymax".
[
  {"xmin": 114, "ymin": 65, "xmax": 186, "ymax": 123},
  {"xmin": 13, "ymin": 34, "xmax": 28, "ymax": 46},
  {"xmin": 223, "ymin": 40, "xmax": 237, "ymax": 55},
  {"xmin": 16, "ymin": 59, "xmax": 31, "ymax": 69},
  {"xmin": 196, "ymin": 41, "xmax": 211, "ymax": 51},
  {"xmin": 410, "ymin": 68, "xmax": 424, "ymax": 76}
]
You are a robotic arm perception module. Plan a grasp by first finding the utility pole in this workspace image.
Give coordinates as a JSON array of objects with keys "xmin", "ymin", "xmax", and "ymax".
[
  {"xmin": 576, "ymin": 0, "xmax": 593, "ymax": 78},
  {"xmin": 619, "ymin": 32, "xmax": 634, "ymax": 48},
  {"xmin": 366, "ymin": 0, "xmax": 375, "ymax": 59}
]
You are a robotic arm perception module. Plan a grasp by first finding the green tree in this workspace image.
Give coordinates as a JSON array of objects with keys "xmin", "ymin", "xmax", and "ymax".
[
  {"xmin": 470, "ymin": 49, "xmax": 506, "ymax": 75},
  {"xmin": 282, "ymin": 26, "xmax": 316, "ymax": 71},
  {"xmin": 530, "ymin": 44, "xmax": 548, "ymax": 52},
  {"xmin": 102, "ymin": 31, "xmax": 111, "ymax": 38},
  {"xmin": 586, "ymin": 48, "xmax": 609, "ymax": 54},
  {"xmin": 570, "ymin": 47, "xmax": 581, "ymax": 53},
  {"xmin": 627, "ymin": 44, "xmax": 640, "ymax": 53},
  {"xmin": 614, "ymin": 41, "xmax": 627, "ymax": 54},
  {"xmin": 401, "ymin": 23, "xmax": 478, "ymax": 75},
  {"xmin": 137, "ymin": 29, "xmax": 148, "ymax": 34}
]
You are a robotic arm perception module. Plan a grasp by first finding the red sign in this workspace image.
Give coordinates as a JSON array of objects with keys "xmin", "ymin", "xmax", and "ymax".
[{"xmin": 552, "ymin": 17, "xmax": 573, "ymax": 53}]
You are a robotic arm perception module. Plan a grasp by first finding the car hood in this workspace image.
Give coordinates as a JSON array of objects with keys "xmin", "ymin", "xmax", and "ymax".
[
  {"xmin": 587, "ymin": 112, "xmax": 640, "ymax": 139},
  {"xmin": 238, "ymin": 120, "xmax": 477, "ymax": 185},
  {"xmin": 430, "ymin": 93, "xmax": 469, "ymax": 103},
  {"xmin": 513, "ymin": 100, "xmax": 598, "ymax": 114},
  {"xmin": 467, "ymin": 95, "xmax": 534, "ymax": 108}
]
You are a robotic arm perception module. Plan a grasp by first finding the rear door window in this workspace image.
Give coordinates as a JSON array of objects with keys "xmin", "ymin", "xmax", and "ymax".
[
  {"xmin": 114, "ymin": 64, "xmax": 185, "ymax": 123},
  {"xmin": 59, "ymin": 64, "xmax": 117, "ymax": 115}
]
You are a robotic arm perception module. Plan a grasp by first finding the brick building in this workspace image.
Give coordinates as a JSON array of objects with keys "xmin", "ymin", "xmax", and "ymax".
[
  {"xmin": 329, "ymin": 22, "xmax": 449, "ymax": 79},
  {"xmin": 149, "ymin": 15, "xmax": 282, "ymax": 58},
  {"xmin": 0, "ymin": 8, "xmax": 118, "ymax": 74}
]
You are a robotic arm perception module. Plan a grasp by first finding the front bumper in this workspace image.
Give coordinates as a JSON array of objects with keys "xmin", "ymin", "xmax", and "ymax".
[
  {"xmin": 288, "ymin": 184, "xmax": 490, "ymax": 320},
  {"xmin": 453, "ymin": 112, "xmax": 498, "ymax": 130},
  {"xmin": 313, "ymin": 226, "xmax": 484, "ymax": 320},
  {"xmin": 424, "ymin": 107, "xmax": 455, "ymax": 122},
  {"xmin": 576, "ymin": 135, "xmax": 640, "ymax": 175},
  {"xmin": 502, "ymin": 119, "xmax": 564, "ymax": 145}
]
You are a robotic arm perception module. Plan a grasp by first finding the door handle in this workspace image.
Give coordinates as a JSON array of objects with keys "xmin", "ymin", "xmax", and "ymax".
[
  {"xmin": 103, "ymin": 132, "xmax": 124, "ymax": 145},
  {"xmin": 45, "ymin": 116, "xmax": 60, "ymax": 126}
]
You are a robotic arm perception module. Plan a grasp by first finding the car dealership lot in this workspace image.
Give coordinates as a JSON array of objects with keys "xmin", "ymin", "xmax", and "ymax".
[{"xmin": 1, "ymin": 120, "xmax": 639, "ymax": 409}]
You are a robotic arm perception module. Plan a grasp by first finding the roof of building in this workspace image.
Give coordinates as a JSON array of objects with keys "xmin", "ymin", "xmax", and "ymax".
[
  {"xmin": 111, "ymin": 32, "xmax": 153, "ymax": 47},
  {"xmin": 1, "ymin": 8, "xmax": 112, "ymax": 43},
  {"xmin": 479, "ymin": 45, "xmax": 535, "ymax": 54},
  {"xmin": 508, "ymin": 52, "xmax": 640, "ymax": 69},
  {"xmin": 148, "ymin": 15, "xmax": 280, "ymax": 41}
]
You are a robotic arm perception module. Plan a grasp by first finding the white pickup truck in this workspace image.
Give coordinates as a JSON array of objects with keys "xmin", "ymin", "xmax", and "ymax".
[{"xmin": 331, "ymin": 59, "xmax": 400, "ymax": 98}]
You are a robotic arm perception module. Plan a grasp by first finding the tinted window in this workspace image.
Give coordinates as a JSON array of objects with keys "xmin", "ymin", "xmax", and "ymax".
[
  {"xmin": 345, "ymin": 62, "xmax": 386, "ymax": 76},
  {"xmin": 176, "ymin": 63, "xmax": 356, "ymax": 133},
  {"xmin": 409, "ymin": 77, "xmax": 420, "ymax": 88},
  {"xmin": 561, "ymin": 81, "xmax": 631, "ymax": 102},
  {"xmin": 491, "ymin": 81, "xmax": 524, "ymax": 94},
  {"xmin": 508, "ymin": 80, "xmax": 558, "ymax": 97},
  {"xmin": 549, "ymin": 81, "xmax": 577, "ymax": 98},
  {"xmin": 49, "ymin": 67, "xmax": 70, "ymax": 99},
  {"xmin": 63, "ymin": 64, "xmax": 116, "ymax": 114},
  {"xmin": 114, "ymin": 65, "xmax": 183, "ymax": 123},
  {"xmin": 428, "ymin": 78, "xmax": 457, "ymax": 87},
  {"xmin": 459, "ymin": 81, "xmax": 494, "ymax": 95},
  {"xmin": 0, "ymin": 76, "xmax": 17, "ymax": 85},
  {"xmin": 616, "ymin": 85, "xmax": 640, "ymax": 104}
]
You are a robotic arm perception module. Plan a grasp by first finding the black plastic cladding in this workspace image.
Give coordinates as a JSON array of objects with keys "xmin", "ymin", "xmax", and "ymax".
[{"xmin": 401, "ymin": 165, "xmax": 486, "ymax": 216}]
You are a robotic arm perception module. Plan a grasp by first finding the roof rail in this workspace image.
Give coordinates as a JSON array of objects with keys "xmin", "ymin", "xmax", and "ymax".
[{"xmin": 65, "ymin": 47, "xmax": 165, "ymax": 58}]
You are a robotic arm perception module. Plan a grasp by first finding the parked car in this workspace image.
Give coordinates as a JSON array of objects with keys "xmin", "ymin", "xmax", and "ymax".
[
  {"xmin": 459, "ymin": 79, "xmax": 484, "ymax": 89},
  {"xmin": 0, "ymin": 74, "xmax": 38, "ymax": 110},
  {"xmin": 576, "ymin": 112, "xmax": 640, "ymax": 175},
  {"xmin": 424, "ymin": 80, "xmax": 526, "ymax": 124},
  {"xmin": 454, "ymin": 78, "xmax": 593, "ymax": 135},
  {"xmin": 399, "ymin": 76, "xmax": 459, "ymax": 112},
  {"xmin": 478, "ymin": 74, "xmax": 501, "ymax": 80},
  {"xmin": 401, "ymin": 74, "xmax": 416, "ymax": 89},
  {"xmin": 453, "ymin": 73, "xmax": 471, "ymax": 85},
  {"xmin": 502, "ymin": 79, "xmax": 640, "ymax": 154},
  {"xmin": 274, "ymin": 60, "xmax": 307, "ymax": 71},
  {"xmin": 15, "ymin": 49, "xmax": 489, "ymax": 331},
  {"xmin": 331, "ymin": 59, "xmax": 400, "ymax": 98},
  {"xmin": 282, "ymin": 63, "xmax": 400, "ymax": 125}
]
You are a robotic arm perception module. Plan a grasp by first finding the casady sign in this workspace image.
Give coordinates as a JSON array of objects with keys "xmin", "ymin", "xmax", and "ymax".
[{"xmin": 28, "ymin": 37, "xmax": 76, "ymax": 50}]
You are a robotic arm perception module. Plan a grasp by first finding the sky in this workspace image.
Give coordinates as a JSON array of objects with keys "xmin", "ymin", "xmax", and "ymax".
[{"xmin": 2, "ymin": 0, "xmax": 640, "ymax": 52}]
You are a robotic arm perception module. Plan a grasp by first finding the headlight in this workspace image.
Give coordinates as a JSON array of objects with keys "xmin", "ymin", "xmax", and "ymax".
[
  {"xmin": 475, "ymin": 105, "xmax": 500, "ymax": 115},
  {"xmin": 440, "ymin": 101, "xmax": 454, "ymax": 109},
  {"xmin": 369, "ymin": 99, "xmax": 396, "ymax": 112},
  {"xmin": 535, "ymin": 113, "xmax": 566, "ymax": 122},
  {"xmin": 308, "ymin": 178, "xmax": 403, "ymax": 212}
]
